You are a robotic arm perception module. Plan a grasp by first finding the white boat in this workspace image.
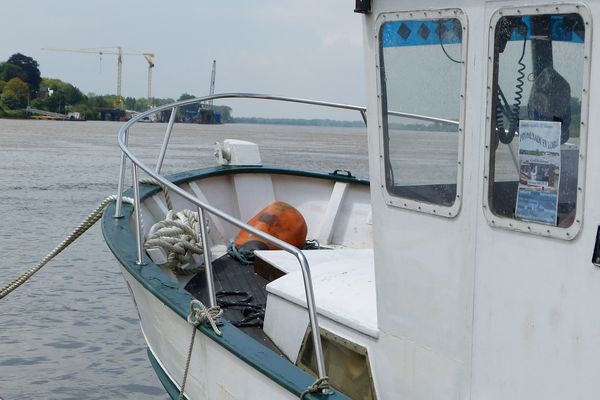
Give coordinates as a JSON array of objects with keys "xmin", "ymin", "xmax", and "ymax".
[{"xmin": 101, "ymin": 2, "xmax": 600, "ymax": 399}]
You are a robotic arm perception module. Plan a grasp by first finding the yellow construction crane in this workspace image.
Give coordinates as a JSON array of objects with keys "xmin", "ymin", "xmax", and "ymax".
[{"xmin": 41, "ymin": 47, "xmax": 155, "ymax": 109}]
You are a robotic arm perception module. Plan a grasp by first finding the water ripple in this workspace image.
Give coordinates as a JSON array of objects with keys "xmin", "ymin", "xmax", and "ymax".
[{"xmin": 0, "ymin": 356, "xmax": 49, "ymax": 366}]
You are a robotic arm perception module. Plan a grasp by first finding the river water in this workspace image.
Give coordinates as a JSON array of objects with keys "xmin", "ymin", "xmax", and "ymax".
[{"xmin": 0, "ymin": 119, "xmax": 367, "ymax": 399}]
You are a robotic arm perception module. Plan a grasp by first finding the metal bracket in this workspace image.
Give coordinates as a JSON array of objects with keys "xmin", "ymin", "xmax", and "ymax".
[{"xmin": 330, "ymin": 169, "xmax": 355, "ymax": 179}]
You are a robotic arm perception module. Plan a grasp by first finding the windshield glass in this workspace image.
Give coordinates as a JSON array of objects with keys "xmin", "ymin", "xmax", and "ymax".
[
  {"xmin": 379, "ymin": 16, "xmax": 464, "ymax": 207},
  {"xmin": 488, "ymin": 12, "xmax": 585, "ymax": 229}
]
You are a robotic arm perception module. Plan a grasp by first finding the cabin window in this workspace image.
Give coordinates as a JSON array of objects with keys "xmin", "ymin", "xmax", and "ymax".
[
  {"xmin": 377, "ymin": 9, "xmax": 467, "ymax": 217},
  {"xmin": 484, "ymin": 5, "xmax": 590, "ymax": 239}
]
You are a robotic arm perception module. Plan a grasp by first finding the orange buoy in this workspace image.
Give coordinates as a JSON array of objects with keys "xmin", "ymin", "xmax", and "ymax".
[{"xmin": 233, "ymin": 201, "xmax": 307, "ymax": 256}]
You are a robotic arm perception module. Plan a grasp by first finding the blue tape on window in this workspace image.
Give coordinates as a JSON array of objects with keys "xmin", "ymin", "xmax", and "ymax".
[
  {"xmin": 382, "ymin": 20, "xmax": 462, "ymax": 48},
  {"xmin": 381, "ymin": 15, "xmax": 584, "ymax": 48},
  {"xmin": 507, "ymin": 15, "xmax": 584, "ymax": 43}
]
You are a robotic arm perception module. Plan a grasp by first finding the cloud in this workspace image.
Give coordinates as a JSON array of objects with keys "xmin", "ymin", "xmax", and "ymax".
[{"xmin": 322, "ymin": 32, "xmax": 362, "ymax": 48}]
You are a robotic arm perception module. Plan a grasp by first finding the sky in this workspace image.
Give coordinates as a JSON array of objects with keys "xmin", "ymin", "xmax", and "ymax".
[{"xmin": 1, "ymin": 1, "xmax": 365, "ymax": 119}]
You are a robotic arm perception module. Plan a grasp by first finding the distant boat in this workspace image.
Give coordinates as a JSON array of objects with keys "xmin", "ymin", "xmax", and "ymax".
[{"xmin": 25, "ymin": 107, "xmax": 85, "ymax": 121}]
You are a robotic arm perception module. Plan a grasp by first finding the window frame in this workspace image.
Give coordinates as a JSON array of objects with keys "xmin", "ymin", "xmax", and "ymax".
[
  {"xmin": 482, "ymin": 4, "xmax": 592, "ymax": 240},
  {"xmin": 375, "ymin": 8, "xmax": 468, "ymax": 218}
]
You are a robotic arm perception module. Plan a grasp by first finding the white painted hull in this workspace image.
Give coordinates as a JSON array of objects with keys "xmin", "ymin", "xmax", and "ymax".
[{"xmin": 120, "ymin": 265, "xmax": 297, "ymax": 400}]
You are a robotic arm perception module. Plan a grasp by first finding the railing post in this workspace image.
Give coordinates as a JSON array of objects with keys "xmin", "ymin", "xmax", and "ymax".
[
  {"xmin": 297, "ymin": 254, "xmax": 328, "ymax": 384},
  {"xmin": 132, "ymin": 164, "xmax": 146, "ymax": 266},
  {"xmin": 155, "ymin": 106, "xmax": 178, "ymax": 174},
  {"xmin": 114, "ymin": 129, "xmax": 129, "ymax": 218},
  {"xmin": 197, "ymin": 206, "xmax": 217, "ymax": 307},
  {"xmin": 359, "ymin": 109, "xmax": 367, "ymax": 126}
]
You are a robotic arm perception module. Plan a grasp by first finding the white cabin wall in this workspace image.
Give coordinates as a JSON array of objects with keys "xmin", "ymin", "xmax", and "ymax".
[
  {"xmin": 470, "ymin": 2, "xmax": 600, "ymax": 399},
  {"xmin": 363, "ymin": 1, "xmax": 484, "ymax": 399},
  {"xmin": 365, "ymin": 1, "xmax": 600, "ymax": 398}
]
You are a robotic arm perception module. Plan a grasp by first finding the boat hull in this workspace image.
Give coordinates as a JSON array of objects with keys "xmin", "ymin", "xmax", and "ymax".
[{"xmin": 119, "ymin": 264, "xmax": 298, "ymax": 400}]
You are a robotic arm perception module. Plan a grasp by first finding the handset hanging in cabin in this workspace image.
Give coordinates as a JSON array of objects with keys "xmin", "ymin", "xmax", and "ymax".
[
  {"xmin": 493, "ymin": 15, "xmax": 573, "ymax": 145},
  {"xmin": 494, "ymin": 16, "xmax": 528, "ymax": 144},
  {"xmin": 528, "ymin": 67, "xmax": 571, "ymax": 144}
]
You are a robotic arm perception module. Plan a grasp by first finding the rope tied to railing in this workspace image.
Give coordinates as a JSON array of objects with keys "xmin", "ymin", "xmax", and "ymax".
[
  {"xmin": 0, "ymin": 195, "xmax": 133, "ymax": 300},
  {"xmin": 300, "ymin": 376, "xmax": 331, "ymax": 399},
  {"xmin": 187, "ymin": 299, "xmax": 223, "ymax": 335},
  {"xmin": 178, "ymin": 299, "xmax": 223, "ymax": 400},
  {"xmin": 139, "ymin": 178, "xmax": 173, "ymax": 211}
]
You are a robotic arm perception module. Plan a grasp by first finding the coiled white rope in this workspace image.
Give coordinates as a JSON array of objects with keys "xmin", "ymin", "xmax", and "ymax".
[
  {"xmin": 0, "ymin": 195, "xmax": 133, "ymax": 300},
  {"xmin": 144, "ymin": 209, "xmax": 207, "ymax": 275},
  {"xmin": 140, "ymin": 178, "xmax": 207, "ymax": 275}
]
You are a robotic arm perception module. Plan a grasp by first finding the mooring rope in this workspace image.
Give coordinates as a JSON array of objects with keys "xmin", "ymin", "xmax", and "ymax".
[
  {"xmin": 139, "ymin": 178, "xmax": 173, "ymax": 211},
  {"xmin": 0, "ymin": 174, "xmax": 208, "ymax": 298},
  {"xmin": 178, "ymin": 299, "xmax": 223, "ymax": 400},
  {"xmin": 0, "ymin": 195, "xmax": 134, "ymax": 300},
  {"xmin": 0, "ymin": 179, "xmax": 222, "ymax": 399}
]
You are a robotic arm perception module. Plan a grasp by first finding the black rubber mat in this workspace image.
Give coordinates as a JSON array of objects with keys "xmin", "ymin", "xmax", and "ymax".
[{"xmin": 185, "ymin": 254, "xmax": 286, "ymax": 357}]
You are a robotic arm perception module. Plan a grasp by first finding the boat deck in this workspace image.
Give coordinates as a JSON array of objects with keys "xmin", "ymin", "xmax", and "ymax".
[{"xmin": 184, "ymin": 254, "xmax": 286, "ymax": 357}]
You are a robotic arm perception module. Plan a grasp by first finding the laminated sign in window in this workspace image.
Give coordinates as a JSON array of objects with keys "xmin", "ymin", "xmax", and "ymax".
[{"xmin": 515, "ymin": 120, "xmax": 561, "ymax": 225}]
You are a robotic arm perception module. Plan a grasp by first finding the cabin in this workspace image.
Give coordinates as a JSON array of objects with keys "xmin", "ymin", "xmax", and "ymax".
[{"xmin": 360, "ymin": 1, "xmax": 599, "ymax": 398}]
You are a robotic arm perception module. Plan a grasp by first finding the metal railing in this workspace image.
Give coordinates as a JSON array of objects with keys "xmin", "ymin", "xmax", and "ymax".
[{"xmin": 113, "ymin": 92, "xmax": 458, "ymax": 385}]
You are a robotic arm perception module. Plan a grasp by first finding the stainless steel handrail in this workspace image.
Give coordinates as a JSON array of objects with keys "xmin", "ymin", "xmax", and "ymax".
[
  {"xmin": 387, "ymin": 110, "xmax": 458, "ymax": 125},
  {"xmin": 114, "ymin": 92, "xmax": 459, "ymax": 386},
  {"xmin": 113, "ymin": 93, "xmax": 457, "ymax": 217},
  {"xmin": 116, "ymin": 93, "xmax": 364, "ymax": 383}
]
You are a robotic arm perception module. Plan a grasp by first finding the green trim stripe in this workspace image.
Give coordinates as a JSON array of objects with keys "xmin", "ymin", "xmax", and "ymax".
[{"xmin": 147, "ymin": 348, "xmax": 184, "ymax": 399}]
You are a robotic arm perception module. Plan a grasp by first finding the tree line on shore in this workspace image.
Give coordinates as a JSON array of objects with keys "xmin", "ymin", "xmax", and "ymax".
[
  {"xmin": 0, "ymin": 52, "xmax": 369, "ymax": 127},
  {"xmin": 0, "ymin": 53, "xmax": 232, "ymax": 121}
]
